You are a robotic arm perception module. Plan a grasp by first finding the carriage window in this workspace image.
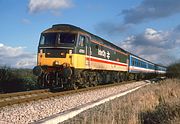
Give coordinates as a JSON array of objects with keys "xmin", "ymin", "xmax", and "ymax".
[
  {"xmin": 132, "ymin": 58, "xmax": 135, "ymax": 66},
  {"xmin": 78, "ymin": 35, "xmax": 85, "ymax": 47}
]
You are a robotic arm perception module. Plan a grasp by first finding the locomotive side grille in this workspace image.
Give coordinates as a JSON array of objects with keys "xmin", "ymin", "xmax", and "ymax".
[{"xmin": 44, "ymin": 48, "xmax": 68, "ymax": 58}]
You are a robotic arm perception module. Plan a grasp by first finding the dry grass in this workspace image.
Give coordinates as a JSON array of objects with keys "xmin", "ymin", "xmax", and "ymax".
[{"xmin": 61, "ymin": 79, "xmax": 180, "ymax": 124}]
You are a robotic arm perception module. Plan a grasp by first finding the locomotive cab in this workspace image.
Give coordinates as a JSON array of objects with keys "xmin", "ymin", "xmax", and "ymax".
[
  {"xmin": 37, "ymin": 32, "xmax": 77, "ymax": 67},
  {"xmin": 33, "ymin": 24, "xmax": 91, "ymax": 88}
]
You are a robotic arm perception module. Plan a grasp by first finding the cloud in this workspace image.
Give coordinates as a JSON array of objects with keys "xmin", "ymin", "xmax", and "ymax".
[
  {"xmin": 120, "ymin": 26, "xmax": 180, "ymax": 65},
  {"xmin": 0, "ymin": 43, "xmax": 36, "ymax": 68},
  {"xmin": 122, "ymin": 0, "xmax": 180, "ymax": 24},
  {"xmin": 127, "ymin": 28, "xmax": 174, "ymax": 49},
  {"xmin": 174, "ymin": 24, "xmax": 180, "ymax": 32},
  {"xmin": 28, "ymin": 0, "xmax": 73, "ymax": 13},
  {"xmin": 95, "ymin": 22, "xmax": 132, "ymax": 35},
  {"xmin": 95, "ymin": 0, "xmax": 180, "ymax": 35},
  {"xmin": 22, "ymin": 18, "xmax": 31, "ymax": 24}
]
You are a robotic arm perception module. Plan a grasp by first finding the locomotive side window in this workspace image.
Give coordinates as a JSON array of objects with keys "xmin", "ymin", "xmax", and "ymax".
[
  {"xmin": 78, "ymin": 35, "xmax": 85, "ymax": 47},
  {"xmin": 95, "ymin": 45, "xmax": 99, "ymax": 49}
]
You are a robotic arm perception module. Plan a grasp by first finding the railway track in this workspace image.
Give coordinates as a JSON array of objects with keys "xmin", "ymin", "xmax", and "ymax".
[
  {"xmin": 0, "ymin": 89, "xmax": 50, "ymax": 108},
  {"xmin": 0, "ymin": 80, "xmax": 150, "ymax": 108}
]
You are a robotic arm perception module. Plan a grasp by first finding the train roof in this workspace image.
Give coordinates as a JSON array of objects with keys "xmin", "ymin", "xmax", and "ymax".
[{"xmin": 51, "ymin": 24, "xmax": 128, "ymax": 54}]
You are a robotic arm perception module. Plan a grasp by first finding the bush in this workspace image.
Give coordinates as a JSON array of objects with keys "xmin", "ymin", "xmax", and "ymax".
[
  {"xmin": 0, "ymin": 66, "xmax": 38, "ymax": 93},
  {"xmin": 167, "ymin": 62, "xmax": 180, "ymax": 79}
]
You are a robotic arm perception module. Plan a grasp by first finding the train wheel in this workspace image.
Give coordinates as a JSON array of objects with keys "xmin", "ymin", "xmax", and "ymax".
[
  {"xmin": 37, "ymin": 76, "xmax": 44, "ymax": 89},
  {"xmin": 81, "ymin": 71, "xmax": 89, "ymax": 88},
  {"xmin": 72, "ymin": 82, "xmax": 79, "ymax": 90},
  {"xmin": 116, "ymin": 72, "xmax": 121, "ymax": 83},
  {"xmin": 38, "ymin": 73, "xmax": 49, "ymax": 89},
  {"xmin": 97, "ymin": 72, "xmax": 103, "ymax": 84},
  {"xmin": 120, "ymin": 73, "xmax": 126, "ymax": 82},
  {"xmin": 89, "ymin": 72, "xmax": 98, "ymax": 87}
]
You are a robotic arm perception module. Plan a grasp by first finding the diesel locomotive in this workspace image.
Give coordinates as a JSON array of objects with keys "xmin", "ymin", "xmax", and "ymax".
[{"xmin": 33, "ymin": 24, "xmax": 166, "ymax": 89}]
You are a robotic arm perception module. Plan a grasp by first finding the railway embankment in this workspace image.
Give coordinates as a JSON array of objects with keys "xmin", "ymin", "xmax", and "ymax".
[
  {"xmin": 61, "ymin": 79, "xmax": 180, "ymax": 124},
  {"xmin": 0, "ymin": 80, "xmax": 147, "ymax": 124}
]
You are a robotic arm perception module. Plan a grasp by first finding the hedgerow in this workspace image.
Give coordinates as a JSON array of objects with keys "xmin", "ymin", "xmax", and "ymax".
[
  {"xmin": 167, "ymin": 62, "xmax": 180, "ymax": 79},
  {"xmin": 0, "ymin": 66, "xmax": 38, "ymax": 93}
]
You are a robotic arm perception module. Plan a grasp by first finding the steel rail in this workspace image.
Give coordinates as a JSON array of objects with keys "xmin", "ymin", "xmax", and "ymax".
[{"xmin": 0, "ymin": 80, "xmax": 143, "ymax": 108}]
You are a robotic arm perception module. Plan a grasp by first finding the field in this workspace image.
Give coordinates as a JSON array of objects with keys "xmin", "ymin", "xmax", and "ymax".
[{"xmin": 62, "ymin": 79, "xmax": 180, "ymax": 124}]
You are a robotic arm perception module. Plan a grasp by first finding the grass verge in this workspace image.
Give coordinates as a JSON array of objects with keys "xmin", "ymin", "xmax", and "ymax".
[{"xmin": 61, "ymin": 79, "xmax": 180, "ymax": 124}]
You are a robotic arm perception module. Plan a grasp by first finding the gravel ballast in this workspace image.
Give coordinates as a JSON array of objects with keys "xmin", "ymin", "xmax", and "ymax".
[{"xmin": 0, "ymin": 81, "xmax": 147, "ymax": 124}]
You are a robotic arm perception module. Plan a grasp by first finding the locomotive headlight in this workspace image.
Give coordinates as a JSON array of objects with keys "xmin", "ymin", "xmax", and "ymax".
[
  {"xmin": 69, "ymin": 50, "xmax": 72, "ymax": 54},
  {"xmin": 54, "ymin": 61, "xmax": 60, "ymax": 65}
]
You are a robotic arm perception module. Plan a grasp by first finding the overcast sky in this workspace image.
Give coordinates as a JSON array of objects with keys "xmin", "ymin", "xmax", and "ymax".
[{"xmin": 0, "ymin": 0, "xmax": 180, "ymax": 68}]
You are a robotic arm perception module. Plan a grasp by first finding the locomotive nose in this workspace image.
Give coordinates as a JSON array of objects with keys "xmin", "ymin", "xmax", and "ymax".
[{"xmin": 33, "ymin": 66, "xmax": 43, "ymax": 76}]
